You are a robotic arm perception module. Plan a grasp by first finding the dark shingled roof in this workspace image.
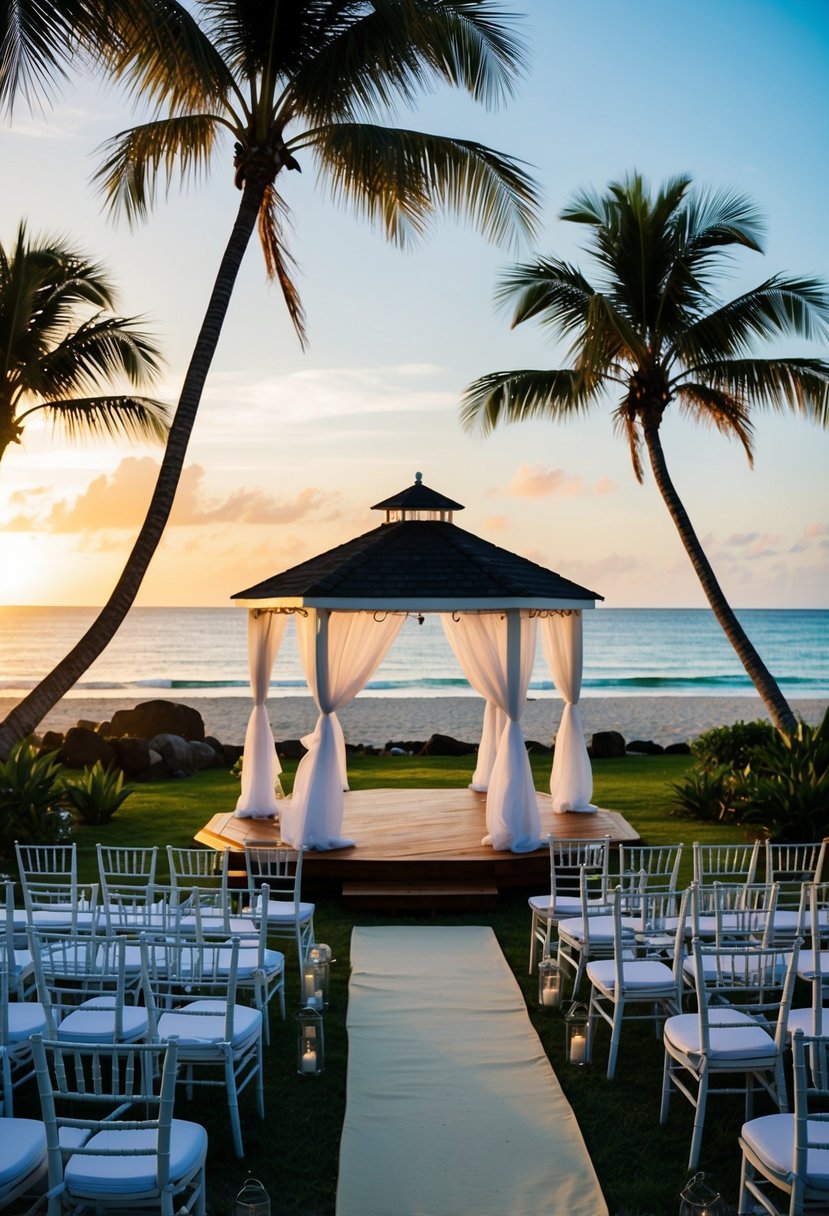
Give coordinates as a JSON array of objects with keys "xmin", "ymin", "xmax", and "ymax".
[
  {"xmin": 232, "ymin": 519, "xmax": 602, "ymax": 604},
  {"xmin": 371, "ymin": 478, "xmax": 464, "ymax": 513}
]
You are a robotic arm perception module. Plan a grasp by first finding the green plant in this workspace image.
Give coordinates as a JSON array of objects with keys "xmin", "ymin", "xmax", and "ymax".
[
  {"xmin": 691, "ymin": 719, "xmax": 778, "ymax": 773},
  {"xmin": 61, "ymin": 761, "xmax": 135, "ymax": 826},
  {"xmin": 738, "ymin": 709, "xmax": 829, "ymax": 841},
  {"xmin": 0, "ymin": 739, "xmax": 72, "ymax": 856},
  {"xmin": 668, "ymin": 764, "xmax": 736, "ymax": 823}
]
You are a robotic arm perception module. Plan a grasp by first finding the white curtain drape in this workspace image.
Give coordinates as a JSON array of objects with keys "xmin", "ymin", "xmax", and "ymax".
[
  {"xmin": 441, "ymin": 615, "xmax": 506, "ymax": 791},
  {"xmin": 235, "ymin": 610, "xmax": 288, "ymax": 819},
  {"xmin": 280, "ymin": 609, "xmax": 404, "ymax": 850},
  {"xmin": 443, "ymin": 611, "xmax": 541, "ymax": 852},
  {"xmin": 541, "ymin": 612, "xmax": 594, "ymax": 813}
]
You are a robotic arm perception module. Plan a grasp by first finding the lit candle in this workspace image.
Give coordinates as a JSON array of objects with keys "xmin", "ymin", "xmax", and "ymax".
[
  {"xmin": 570, "ymin": 1031, "xmax": 587, "ymax": 1064},
  {"xmin": 541, "ymin": 981, "xmax": 559, "ymax": 1007},
  {"xmin": 301, "ymin": 1048, "xmax": 317, "ymax": 1074},
  {"xmin": 303, "ymin": 972, "xmax": 316, "ymax": 999}
]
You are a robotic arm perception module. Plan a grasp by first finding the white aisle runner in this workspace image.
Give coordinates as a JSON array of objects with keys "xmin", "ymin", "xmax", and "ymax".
[{"xmin": 336, "ymin": 926, "xmax": 608, "ymax": 1216}]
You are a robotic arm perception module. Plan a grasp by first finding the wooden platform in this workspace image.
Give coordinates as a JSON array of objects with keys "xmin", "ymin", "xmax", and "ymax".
[{"xmin": 196, "ymin": 788, "xmax": 638, "ymax": 907}]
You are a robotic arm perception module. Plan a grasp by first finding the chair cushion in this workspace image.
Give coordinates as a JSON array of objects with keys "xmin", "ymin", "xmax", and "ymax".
[
  {"xmin": 57, "ymin": 996, "xmax": 149, "ymax": 1044},
  {"xmin": 528, "ymin": 894, "xmax": 595, "ymax": 917},
  {"xmin": 741, "ymin": 1113, "xmax": 829, "ymax": 1188},
  {"xmin": 157, "ymin": 1000, "xmax": 262, "ymax": 1048},
  {"xmin": 664, "ymin": 1008, "xmax": 776, "ymax": 1060},
  {"xmin": 559, "ymin": 915, "xmax": 637, "ymax": 945},
  {"xmin": 787, "ymin": 1006, "xmax": 829, "ymax": 1037},
  {"xmin": 587, "ymin": 958, "xmax": 676, "ymax": 993},
  {"xmin": 235, "ymin": 947, "xmax": 284, "ymax": 979},
  {"xmin": 256, "ymin": 901, "xmax": 315, "ymax": 925},
  {"xmin": 4, "ymin": 1002, "xmax": 48, "ymax": 1042},
  {"xmin": 797, "ymin": 950, "xmax": 829, "ymax": 981},
  {"xmin": 64, "ymin": 1119, "xmax": 207, "ymax": 1196},
  {"xmin": 0, "ymin": 1119, "xmax": 46, "ymax": 1186}
]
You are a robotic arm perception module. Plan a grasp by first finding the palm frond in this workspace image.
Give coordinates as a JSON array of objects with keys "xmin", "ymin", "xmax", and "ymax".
[
  {"xmin": 258, "ymin": 183, "xmax": 308, "ymax": 348},
  {"xmin": 306, "ymin": 122, "xmax": 539, "ymax": 248},
  {"xmin": 18, "ymin": 394, "xmax": 170, "ymax": 443},
  {"xmin": 0, "ymin": 0, "xmax": 77, "ymax": 111},
  {"xmin": 28, "ymin": 312, "xmax": 164, "ymax": 397},
  {"xmin": 611, "ymin": 402, "xmax": 645, "ymax": 482},
  {"xmin": 684, "ymin": 358, "xmax": 829, "ymax": 427},
  {"xmin": 495, "ymin": 257, "xmax": 594, "ymax": 332},
  {"xmin": 674, "ymin": 382, "xmax": 755, "ymax": 461},
  {"xmin": 677, "ymin": 275, "xmax": 829, "ymax": 365},
  {"xmin": 459, "ymin": 367, "xmax": 595, "ymax": 434},
  {"xmin": 94, "ymin": 115, "xmax": 222, "ymax": 222}
]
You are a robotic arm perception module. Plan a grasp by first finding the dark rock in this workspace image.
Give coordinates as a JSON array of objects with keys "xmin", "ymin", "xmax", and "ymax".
[
  {"xmin": 204, "ymin": 736, "xmax": 225, "ymax": 760},
  {"xmin": 59, "ymin": 726, "xmax": 116, "ymax": 771},
  {"xmin": 525, "ymin": 739, "xmax": 553, "ymax": 756},
  {"xmin": 665, "ymin": 741, "xmax": 692, "ymax": 755},
  {"xmin": 77, "ymin": 718, "xmax": 100, "ymax": 733},
  {"xmin": 277, "ymin": 739, "xmax": 308, "ymax": 760},
  {"xmin": 144, "ymin": 749, "xmax": 167, "ymax": 781},
  {"xmin": 384, "ymin": 740, "xmax": 426, "ymax": 755},
  {"xmin": 109, "ymin": 700, "xmax": 205, "ymax": 742},
  {"xmin": 627, "ymin": 739, "xmax": 664, "ymax": 755},
  {"xmin": 222, "ymin": 744, "xmax": 245, "ymax": 765},
  {"xmin": 590, "ymin": 730, "xmax": 626, "ymax": 760},
  {"xmin": 188, "ymin": 740, "xmax": 218, "ymax": 771},
  {"xmin": 111, "ymin": 737, "xmax": 151, "ymax": 778},
  {"xmin": 96, "ymin": 721, "xmax": 111, "ymax": 737},
  {"xmin": 39, "ymin": 730, "xmax": 64, "ymax": 753},
  {"xmin": 149, "ymin": 733, "xmax": 192, "ymax": 773},
  {"xmin": 418, "ymin": 733, "xmax": 477, "ymax": 757}
]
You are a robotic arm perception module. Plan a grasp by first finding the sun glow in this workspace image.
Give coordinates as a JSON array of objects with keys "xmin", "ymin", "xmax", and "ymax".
[{"xmin": 0, "ymin": 534, "xmax": 52, "ymax": 604}]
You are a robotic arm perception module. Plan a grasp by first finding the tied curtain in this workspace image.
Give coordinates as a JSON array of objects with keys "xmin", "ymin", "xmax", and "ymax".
[
  {"xmin": 235, "ymin": 610, "xmax": 287, "ymax": 819},
  {"xmin": 440, "ymin": 616, "xmax": 506, "ymax": 791},
  {"xmin": 442, "ymin": 610, "xmax": 541, "ymax": 853},
  {"xmin": 541, "ymin": 612, "xmax": 594, "ymax": 812},
  {"xmin": 281, "ymin": 609, "xmax": 404, "ymax": 850}
]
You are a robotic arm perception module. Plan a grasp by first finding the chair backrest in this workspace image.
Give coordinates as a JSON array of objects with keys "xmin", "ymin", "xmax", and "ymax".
[
  {"xmin": 790, "ymin": 1030, "xmax": 829, "ymax": 1188},
  {"xmin": 167, "ymin": 845, "xmax": 229, "ymax": 893},
  {"xmin": 15, "ymin": 843, "xmax": 76, "ymax": 883},
  {"xmin": 610, "ymin": 885, "xmax": 689, "ymax": 991},
  {"xmin": 97, "ymin": 844, "xmax": 158, "ymax": 902},
  {"xmin": 546, "ymin": 835, "xmax": 610, "ymax": 905},
  {"xmin": 99, "ymin": 883, "xmax": 182, "ymax": 938},
  {"xmin": 244, "ymin": 845, "xmax": 304, "ymax": 906},
  {"xmin": 691, "ymin": 881, "xmax": 779, "ymax": 947},
  {"xmin": 690, "ymin": 935, "xmax": 800, "ymax": 1055},
  {"xmin": 692, "ymin": 840, "xmax": 761, "ymax": 886},
  {"xmin": 0, "ymin": 881, "xmax": 18, "ymax": 1049},
  {"xmin": 617, "ymin": 843, "xmax": 683, "ymax": 894},
  {"xmin": 765, "ymin": 840, "xmax": 828, "ymax": 886},
  {"xmin": 15, "ymin": 842, "xmax": 100, "ymax": 934},
  {"xmin": 28, "ymin": 929, "xmax": 132, "ymax": 1039},
  {"xmin": 140, "ymin": 933, "xmax": 241, "ymax": 1043},
  {"xmin": 31, "ymin": 1035, "xmax": 181, "ymax": 1203}
]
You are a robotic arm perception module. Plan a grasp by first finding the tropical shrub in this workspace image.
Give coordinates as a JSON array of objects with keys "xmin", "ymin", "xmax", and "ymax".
[
  {"xmin": 61, "ymin": 761, "xmax": 134, "ymax": 826},
  {"xmin": 0, "ymin": 739, "xmax": 72, "ymax": 857},
  {"xmin": 691, "ymin": 719, "xmax": 777, "ymax": 773},
  {"xmin": 668, "ymin": 764, "xmax": 738, "ymax": 823},
  {"xmin": 739, "ymin": 710, "xmax": 829, "ymax": 842}
]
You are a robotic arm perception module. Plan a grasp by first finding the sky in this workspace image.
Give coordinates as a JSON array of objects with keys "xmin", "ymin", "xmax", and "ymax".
[{"xmin": 1, "ymin": 0, "xmax": 828, "ymax": 609}]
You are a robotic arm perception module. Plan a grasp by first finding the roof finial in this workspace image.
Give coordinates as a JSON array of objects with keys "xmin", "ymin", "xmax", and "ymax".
[{"xmin": 415, "ymin": 471, "xmax": 422, "ymax": 484}]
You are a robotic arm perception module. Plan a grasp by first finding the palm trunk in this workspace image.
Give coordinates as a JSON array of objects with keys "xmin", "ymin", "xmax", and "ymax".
[
  {"xmin": 642, "ymin": 415, "xmax": 797, "ymax": 735},
  {"xmin": 0, "ymin": 183, "xmax": 263, "ymax": 759}
]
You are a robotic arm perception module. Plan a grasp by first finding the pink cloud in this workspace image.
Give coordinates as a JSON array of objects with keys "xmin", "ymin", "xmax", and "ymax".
[{"xmin": 497, "ymin": 463, "xmax": 616, "ymax": 499}]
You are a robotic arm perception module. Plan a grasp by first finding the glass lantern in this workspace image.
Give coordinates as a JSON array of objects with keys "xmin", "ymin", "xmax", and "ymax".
[
  {"xmin": 678, "ymin": 1173, "xmax": 727, "ymax": 1216},
  {"xmin": 296, "ymin": 1005, "xmax": 324, "ymax": 1076},
  {"xmin": 234, "ymin": 1177, "xmax": 270, "ymax": 1216},
  {"xmin": 301, "ymin": 956, "xmax": 324, "ymax": 1010},
  {"xmin": 307, "ymin": 943, "xmax": 332, "ymax": 1009},
  {"xmin": 564, "ymin": 1001, "xmax": 590, "ymax": 1066},
  {"xmin": 538, "ymin": 956, "xmax": 562, "ymax": 1009}
]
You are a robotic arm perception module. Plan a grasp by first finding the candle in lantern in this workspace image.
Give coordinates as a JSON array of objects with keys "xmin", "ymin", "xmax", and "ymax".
[
  {"xmin": 301, "ymin": 1047, "xmax": 317, "ymax": 1073},
  {"xmin": 541, "ymin": 981, "xmax": 558, "ymax": 1007},
  {"xmin": 569, "ymin": 1030, "xmax": 587, "ymax": 1064}
]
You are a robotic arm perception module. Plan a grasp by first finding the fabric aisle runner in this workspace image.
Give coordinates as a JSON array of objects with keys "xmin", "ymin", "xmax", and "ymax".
[{"xmin": 336, "ymin": 925, "xmax": 608, "ymax": 1216}]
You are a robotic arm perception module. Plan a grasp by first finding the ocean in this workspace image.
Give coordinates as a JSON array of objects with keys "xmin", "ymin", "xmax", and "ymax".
[{"xmin": 0, "ymin": 606, "xmax": 826, "ymax": 701}]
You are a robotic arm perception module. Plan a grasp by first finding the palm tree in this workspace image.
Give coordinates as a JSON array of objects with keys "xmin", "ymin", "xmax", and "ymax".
[
  {"xmin": 0, "ymin": 1, "xmax": 540, "ymax": 756},
  {"xmin": 461, "ymin": 172, "xmax": 829, "ymax": 735},
  {"xmin": 0, "ymin": 222, "xmax": 168, "ymax": 466}
]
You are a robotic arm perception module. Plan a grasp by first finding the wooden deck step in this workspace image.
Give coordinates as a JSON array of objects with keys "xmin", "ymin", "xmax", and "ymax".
[{"xmin": 342, "ymin": 880, "xmax": 499, "ymax": 915}]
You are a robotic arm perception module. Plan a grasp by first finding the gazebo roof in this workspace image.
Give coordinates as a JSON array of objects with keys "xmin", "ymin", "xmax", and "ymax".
[{"xmin": 232, "ymin": 476, "xmax": 602, "ymax": 612}]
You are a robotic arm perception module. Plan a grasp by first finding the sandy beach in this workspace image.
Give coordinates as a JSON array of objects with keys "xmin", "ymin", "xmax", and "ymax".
[{"xmin": 3, "ymin": 693, "xmax": 825, "ymax": 751}]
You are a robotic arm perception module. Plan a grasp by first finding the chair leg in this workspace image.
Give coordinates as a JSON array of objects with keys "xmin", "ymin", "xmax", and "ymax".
[
  {"xmin": 659, "ymin": 1049, "xmax": 673, "ymax": 1124},
  {"xmin": 226, "ymin": 1053, "xmax": 244, "ymax": 1158},
  {"xmin": 606, "ymin": 998, "xmax": 624, "ymax": 1081},
  {"xmin": 256, "ymin": 1037, "xmax": 264, "ymax": 1119},
  {"xmin": 528, "ymin": 912, "xmax": 538, "ymax": 974},
  {"xmin": 688, "ymin": 1068, "xmax": 708, "ymax": 1171}
]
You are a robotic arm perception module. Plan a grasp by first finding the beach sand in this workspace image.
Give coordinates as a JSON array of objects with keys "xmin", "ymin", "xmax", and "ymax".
[{"xmin": 3, "ymin": 693, "xmax": 825, "ymax": 750}]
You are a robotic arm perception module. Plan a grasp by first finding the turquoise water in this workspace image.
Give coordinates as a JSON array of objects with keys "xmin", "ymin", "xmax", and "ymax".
[{"xmin": 0, "ymin": 606, "xmax": 826, "ymax": 700}]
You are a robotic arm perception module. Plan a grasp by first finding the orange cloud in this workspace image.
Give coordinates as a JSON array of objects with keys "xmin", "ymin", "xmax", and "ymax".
[{"xmin": 497, "ymin": 463, "xmax": 616, "ymax": 499}]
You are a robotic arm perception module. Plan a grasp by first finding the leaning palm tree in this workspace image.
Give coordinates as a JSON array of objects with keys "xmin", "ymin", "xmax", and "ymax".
[
  {"xmin": 0, "ymin": 222, "xmax": 167, "ymax": 466},
  {"xmin": 461, "ymin": 172, "xmax": 829, "ymax": 735},
  {"xmin": 0, "ymin": 0, "xmax": 539, "ymax": 755}
]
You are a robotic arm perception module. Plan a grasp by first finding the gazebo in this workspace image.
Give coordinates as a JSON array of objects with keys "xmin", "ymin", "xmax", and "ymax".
[{"xmin": 229, "ymin": 474, "xmax": 603, "ymax": 855}]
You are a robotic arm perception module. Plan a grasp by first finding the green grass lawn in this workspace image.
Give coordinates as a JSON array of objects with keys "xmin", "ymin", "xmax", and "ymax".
[{"xmin": 18, "ymin": 753, "xmax": 771, "ymax": 1215}]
